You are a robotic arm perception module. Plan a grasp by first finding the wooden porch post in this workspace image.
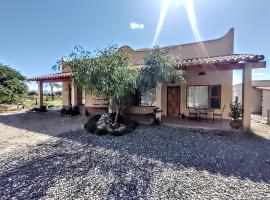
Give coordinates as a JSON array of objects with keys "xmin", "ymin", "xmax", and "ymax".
[
  {"xmin": 156, "ymin": 83, "xmax": 162, "ymax": 121},
  {"xmin": 242, "ymin": 62, "xmax": 252, "ymax": 129},
  {"xmin": 38, "ymin": 81, "xmax": 43, "ymax": 108},
  {"xmin": 71, "ymin": 78, "xmax": 78, "ymax": 107}
]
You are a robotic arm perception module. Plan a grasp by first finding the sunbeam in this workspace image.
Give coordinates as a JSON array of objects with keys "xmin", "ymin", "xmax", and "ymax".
[
  {"xmin": 153, "ymin": 0, "xmax": 171, "ymax": 46},
  {"xmin": 153, "ymin": 0, "xmax": 208, "ymax": 56}
]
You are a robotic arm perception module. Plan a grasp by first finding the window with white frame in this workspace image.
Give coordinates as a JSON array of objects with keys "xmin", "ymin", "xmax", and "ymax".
[
  {"xmin": 187, "ymin": 85, "xmax": 221, "ymax": 109},
  {"xmin": 140, "ymin": 88, "xmax": 156, "ymax": 106}
]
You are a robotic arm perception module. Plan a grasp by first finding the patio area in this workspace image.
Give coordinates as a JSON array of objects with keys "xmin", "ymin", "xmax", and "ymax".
[{"xmin": 127, "ymin": 114, "xmax": 231, "ymax": 130}]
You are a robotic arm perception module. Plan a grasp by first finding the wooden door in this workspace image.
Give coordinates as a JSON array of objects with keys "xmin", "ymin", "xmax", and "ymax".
[{"xmin": 167, "ymin": 86, "xmax": 180, "ymax": 116}]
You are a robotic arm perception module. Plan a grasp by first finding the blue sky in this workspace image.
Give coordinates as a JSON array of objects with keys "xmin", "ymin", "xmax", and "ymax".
[{"xmin": 0, "ymin": 0, "xmax": 269, "ymax": 90}]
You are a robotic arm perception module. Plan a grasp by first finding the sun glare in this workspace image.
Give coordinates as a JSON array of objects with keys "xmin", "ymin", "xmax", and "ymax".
[{"xmin": 153, "ymin": 0, "xmax": 207, "ymax": 56}]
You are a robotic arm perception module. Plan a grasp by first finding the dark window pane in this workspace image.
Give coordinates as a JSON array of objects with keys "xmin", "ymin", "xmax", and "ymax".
[
  {"xmin": 210, "ymin": 98, "xmax": 220, "ymax": 108},
  {"xmin": 211, "ymin": 86, "xmax": 220, "ymax": 97}
]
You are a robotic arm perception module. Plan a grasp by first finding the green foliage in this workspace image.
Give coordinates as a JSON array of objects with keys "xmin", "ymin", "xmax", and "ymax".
[
  {"xmin": 66, "ymin": 44, "xmax": 139, "ymax": 124},
  {"xmin": 0, "ymin": 64, "xmax": 28, "ymax": 103},
  {"xmin": 94, "ymin": 128, "xmax": 109, "ymax": 136},
  {"xmin": 60, "ymin": 106, "xmax": 80, "ymax": 116},
  {"xmin": 153, "ymin": 117, "xmax": 161, "ymax": 126},
  {"xmin": 84, "ymin": 119, "xmax": 97, "ymax": 133},
  {"xmin": 90, "ymin": 114, "xmax": 102, "ymax": 122},
  {"xmin": 230, "ymin": 97, "xmax": 242, "ymax": 121},
  {"xmin": 45, "ymin": 83, "xmax": 61, "ymax": 101},
  {"xmin": 137, "ymin": 46, "xmax": 185, "ymax": 93},
  {"xmin": 110, "ymin": 127, "xmax": 133, "ymax": 136}
]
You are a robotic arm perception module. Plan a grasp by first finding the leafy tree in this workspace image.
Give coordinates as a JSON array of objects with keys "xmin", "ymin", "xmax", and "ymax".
[
  {"xmin": 0, "ymin": 64, "xmax": 28, "ymax": 104},
  {"xmin": 45, "ymin": 83, "xmax": 61, "ymax": 101},
  {"xmin": 66, "ymin": 44, "xmax": 139, "ymax": 125},
  {"xmin": 137, "ymin": 46, "xmax": 185, "ymax": 93}
]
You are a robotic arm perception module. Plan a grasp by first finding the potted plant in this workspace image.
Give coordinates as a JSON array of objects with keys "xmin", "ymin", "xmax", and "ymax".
[
  {"xmin": 149, "ymin": 107, "xmax": 162, "ymax": 124},
  {"xmin": 229, "ymin": 97, "xmax": 242, "ymax": 129}
]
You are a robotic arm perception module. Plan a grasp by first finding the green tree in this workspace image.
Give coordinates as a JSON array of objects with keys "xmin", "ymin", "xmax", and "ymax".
[
  {"xmin": 137, "ymin": 46, "xmax": 186, "ymax": 93},
  {"xmin": 67, "ymin": 44, "xmax": 139, "ymax": 125},
  {"xmin": 45, "ymin": 83, "xmax": 61, "ymax": 101},
  {"xmin": 0, "ymin": 64, "xmax": 28, "ymax": 104}
]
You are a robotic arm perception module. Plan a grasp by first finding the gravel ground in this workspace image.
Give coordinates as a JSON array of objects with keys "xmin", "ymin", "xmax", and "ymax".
[{"xmin": 1, "ymin": 125, "xmax": 270, "ymax": 199}]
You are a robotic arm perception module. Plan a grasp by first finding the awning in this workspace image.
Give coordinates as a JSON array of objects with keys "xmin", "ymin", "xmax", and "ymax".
[{"xmin": 254, "ymin": 87, "xmax": 270, "ymax": 91}]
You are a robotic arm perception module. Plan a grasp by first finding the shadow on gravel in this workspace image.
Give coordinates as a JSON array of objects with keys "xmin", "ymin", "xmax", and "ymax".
[
  {"xmin": 0, "ymin": 111, "xmax": 85, "ymax": 136},
  {"xmin": 1, "ymin": 124, "xmax": 270, "ymax": 198}
]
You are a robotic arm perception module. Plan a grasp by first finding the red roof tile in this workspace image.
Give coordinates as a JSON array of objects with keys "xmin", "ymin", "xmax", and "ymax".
[
  {"xmin": 29, "ymin": 72, "xmax": 73, "ymax": 81},
  {"xmin": 177, "ymin": 54, "xmax": 265, "ymax": 67}
]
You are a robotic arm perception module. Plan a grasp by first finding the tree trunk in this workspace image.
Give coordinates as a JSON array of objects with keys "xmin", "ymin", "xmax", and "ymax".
[
  {"xmin": 115, "ymin": 105, "xmax": 120, "ymax": 125},
  {"xmin": 50, "ymin": 86, "xmax": 54, "ymax": 101}
]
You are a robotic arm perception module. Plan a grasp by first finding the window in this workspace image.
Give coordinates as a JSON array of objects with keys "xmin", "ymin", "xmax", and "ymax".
[
  {"xmin": 209, "ymin": 85, "xmax": 221, "ymax": 109},
  {"xmin": 187, "ymin": 85, "xmax": 221, "ymax": 109},
  {"xmin": 139, "ymin": 88, "xmax": 156, "ymax": 106},
  {"xmin": 187, "ymin": 86, "xmax": 209, "ymax": 108}
]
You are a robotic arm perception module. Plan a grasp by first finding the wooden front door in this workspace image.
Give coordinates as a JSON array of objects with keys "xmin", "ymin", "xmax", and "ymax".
[{"xmin": 167, "ymin": 86, "xmax": 180, "ymax": 116}]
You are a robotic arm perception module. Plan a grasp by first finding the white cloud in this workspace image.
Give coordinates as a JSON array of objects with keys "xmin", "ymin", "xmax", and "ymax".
[
  {"xmin": 130, "ymin": 22, "xmax": 144, "ymax": 30},
  {"xmin": 253, "ymin": 72, "xmax": 264, "ymax": 76}
]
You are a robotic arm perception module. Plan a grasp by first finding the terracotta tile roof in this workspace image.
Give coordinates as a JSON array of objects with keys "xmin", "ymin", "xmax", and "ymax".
[
  {"xmin": 29, "ymin": 72, "xmax": 73, "ymax": 81},
  {"xmin": 177, "ymin": 54, "xmax": 265, "ymax": 67}
]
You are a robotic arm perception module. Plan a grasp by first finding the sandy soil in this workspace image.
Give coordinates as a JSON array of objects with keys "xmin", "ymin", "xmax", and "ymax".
[
  {"xmin": 251, "ymin": 114, "xmax": 270, "ymax": 139},
  {"xmin": 0, "ymin": 111, "xmax": 87, "ymax": 155},
  {"xmin": 0, "ymin": 111, "xmax": 269, "ymax": 156}
]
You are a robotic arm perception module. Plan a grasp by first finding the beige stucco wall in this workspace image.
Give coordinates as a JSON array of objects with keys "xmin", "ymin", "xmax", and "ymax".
[
  {"xmin": 84, "ymin": 93, "xmax": 108, "ymax": 108},
  {"xmin": 262, "ymin": 90, "xmax": 270, "ymax": 117},
  {"xmin": 62, "ymin": 82, "xmax": 70, "ymax": 107},
  {"xmin": 120, "ymin": 28, "xmax": 234, "ymax": 65},
  {"xmin": 251, "ymin": 89, "xmax": 262, "ymax": 114},
  {"xmin": 163, "ymin": 71, "xmax": 232, "ymax": 119}
]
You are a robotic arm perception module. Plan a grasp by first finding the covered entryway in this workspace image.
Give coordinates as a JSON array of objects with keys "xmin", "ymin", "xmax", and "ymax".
[{"xmin": 167, "ymin": 86, "xmax": 180, "ymax": 116}]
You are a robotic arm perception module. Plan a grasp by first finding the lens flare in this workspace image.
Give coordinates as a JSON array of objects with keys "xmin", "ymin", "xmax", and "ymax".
[
  {"xmin": 153, "ymin": 0, "xmax": 208, "ymax": 56},
  {"xmin": 153, "ymin": 0, "xmax": 171, "ymax": 46}
]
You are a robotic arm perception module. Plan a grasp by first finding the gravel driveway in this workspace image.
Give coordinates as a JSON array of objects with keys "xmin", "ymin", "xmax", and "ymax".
[{"xmin": 1, "ymin": 125, "xmax": 270, "ymax": 199}]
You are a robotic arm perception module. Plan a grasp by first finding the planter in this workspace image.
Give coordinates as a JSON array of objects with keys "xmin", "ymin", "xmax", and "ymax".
[{"xmin": 229, "ymin": 120, "xmax": 242, "ymax": 129}]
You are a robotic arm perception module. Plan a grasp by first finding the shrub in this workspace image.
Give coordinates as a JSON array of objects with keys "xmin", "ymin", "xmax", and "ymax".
[
  {"xmin": 60, "ymin": 108, "xmax": 67, "ymax": 116},
  {"xmin": 84, "ymin": 119, "xmax": 97, "ymax": 133},
  {"xmin": 70, "ymin": 106, "xmax": 80, "ymax": 116},
  {"xmin": 110, "ymin": 127, "xmax": 133, "ymax": 136},
  {"xmin": 85, "ymin": 109, "xmax": 90, "ymax": 117},
  {"xmin": 90, "ymin": 114, "xmax": 101, "ymax": 122},
  {"xmin": 94, "ymin": 128, "xmax": 109, "ymax": 136},
  {"xmin": 153, "ymin": 117, "xmax": 161, "ymax": 125}
]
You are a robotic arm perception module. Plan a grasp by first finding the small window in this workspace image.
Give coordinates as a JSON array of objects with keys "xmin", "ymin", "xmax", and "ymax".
[
  {"xmin": 187, "ymin": 85, "xmax": 221, "ymax": 109},
  {"xmin": 187, "ymin": 86, "xmax": 209, "ymax": 108},
  {"xmin": 139, "ymin": 88, "xmax": 156, "ymax": 107},
  {"xmin": 209, "ymin": 85, "xmax": 221, "ymax": 109}
]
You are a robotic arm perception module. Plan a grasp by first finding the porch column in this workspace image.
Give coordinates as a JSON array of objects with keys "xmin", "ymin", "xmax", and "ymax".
[
  {"xmin": 156, "ymin": 83, "xmax": 162, "ymax": 120},
  {"xmin": 71, "ymin": 78, "xmax": 78, "ymax": 107},
  {"xmin": 242, "ymin": 62, "xmax": 252, "ymax": 129},
  {"xmin": 38, "ymin": 81, "xmax": 43, "ymax": 108}
]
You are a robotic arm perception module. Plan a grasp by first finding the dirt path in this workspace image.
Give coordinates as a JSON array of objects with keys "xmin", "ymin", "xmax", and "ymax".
[{"xmin": 0, "ymin": 111, "xmax": 87, "ymax": 155}]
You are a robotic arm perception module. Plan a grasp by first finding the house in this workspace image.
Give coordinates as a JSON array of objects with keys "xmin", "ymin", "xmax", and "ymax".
[
  {"xmin": 234, "ymin": 80, "xmax": 270, "ymax": 117},
  {"xmin": 30, "ymin": 28, "xmax": 266, "ymax": 129}
]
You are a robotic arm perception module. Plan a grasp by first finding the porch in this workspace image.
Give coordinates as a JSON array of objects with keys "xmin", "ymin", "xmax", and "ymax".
[{"xmin": 127, "ymin": 114, "xmax": 231, "ymax": 130}]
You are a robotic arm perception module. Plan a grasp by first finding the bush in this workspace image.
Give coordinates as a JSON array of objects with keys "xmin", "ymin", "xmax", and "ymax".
[
  {"xmin": 85, "ymin": 109, "xmax": 90, "ymax": 117},
  {"xmin": 90, "ymin": 114, "xmax": 101, "ymax": 122},
  {"xmin": 30, "ymin": 105, "xmax": 47, "ymax": 112},
  {"xmin": 94, "ymin": 128, "xmax": 109, "ymax": 136},
  {"xmin": 70, "ymin": 106, "xmax": 80, "ymax": 116},
  {"xmin": 84, "ymin": 119, "xmax": 97, "ymax": 133},
  {"xmin": 153, "ymin": 117, "xmax": 161, "ymax": 125},
  {"xmin": 110, "ymin": 127, "xmax": 133, "ymax": 136},
  {"xmin": 60, "ymin": 108, "xmax": 67, "ymax": 116}
]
